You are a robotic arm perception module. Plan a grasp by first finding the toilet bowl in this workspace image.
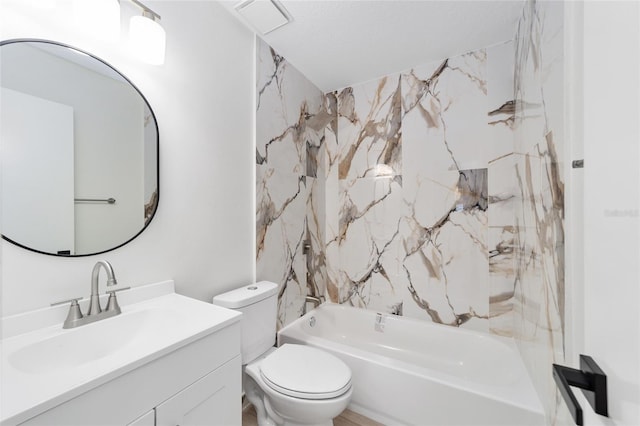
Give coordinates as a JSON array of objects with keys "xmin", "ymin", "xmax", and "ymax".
[
  {"xmin": 212, "ymin": 282, "xmax": 353, "ymax": 426},
  {"xmin": 244, "ymin": 345, "xmax": 352, "ymax": 426}
]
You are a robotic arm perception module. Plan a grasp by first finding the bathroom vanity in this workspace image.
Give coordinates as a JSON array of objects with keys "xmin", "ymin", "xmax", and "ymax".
[{"xmin": 0, "ymin": 281, "xmax": 242, "ymax": 425}]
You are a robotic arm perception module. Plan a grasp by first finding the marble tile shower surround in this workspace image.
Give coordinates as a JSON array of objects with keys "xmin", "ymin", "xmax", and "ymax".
[
  {"xmin": 512, "ymin": 0, "xmax": 566, "ymax": 423},
  {"xmin": 256, "ymin": 4, "xmax": 565, "ymax": 422},
  {"xmin": 255, "ymin": 35, "xmax": 525, "ymax": 331}
]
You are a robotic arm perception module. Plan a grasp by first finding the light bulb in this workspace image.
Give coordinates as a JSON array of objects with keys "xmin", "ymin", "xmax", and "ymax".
[
  {"xmin": 129, "ymin": 14, "xmax": 166, "ymax": 65},
  {"xmin": 23, "ymin": 0, "xmax": 57, "ymax": 10},
  {"xmin": 73, "ymin": 0, "xmax": 121, "ymax": 41}
]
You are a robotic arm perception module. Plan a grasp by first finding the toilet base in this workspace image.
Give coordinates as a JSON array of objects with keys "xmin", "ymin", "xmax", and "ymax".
[
  {"xmin": 243, "ymin": 369, "xmax": 349, "ymax": 426},
  {"xmin": 244, "ymin": 374, "xmax": 334, "ymax": 426}
]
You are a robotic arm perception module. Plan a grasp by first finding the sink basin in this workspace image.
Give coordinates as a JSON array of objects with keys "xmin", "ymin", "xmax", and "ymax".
[
  {"xmin": 9, "ymin": 307, "xmax": 189, "ymax": 374},
  {"xmin": 12, "ymin": 310, "xmax": 137, "ymax": 373},
  {"xmin": 9, "ymin": 313, "xmax": 142, "ymax": 374}
]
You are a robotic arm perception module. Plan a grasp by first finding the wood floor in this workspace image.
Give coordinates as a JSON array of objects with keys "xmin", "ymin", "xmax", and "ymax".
[{"xmin": 242, "ymin": 405, "xmax": 383, "ymax": 426}]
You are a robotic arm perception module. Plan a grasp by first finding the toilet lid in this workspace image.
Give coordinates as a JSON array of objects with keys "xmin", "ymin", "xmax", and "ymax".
[{"xmin": 259, "ymin": 344, "xmax": 352, "ymax": 400}]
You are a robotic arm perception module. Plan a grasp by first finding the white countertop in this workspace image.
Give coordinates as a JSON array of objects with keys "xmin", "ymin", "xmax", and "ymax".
[{"xmin": 0, "ymin": 281, "xmax": 241, "ymax": 425}]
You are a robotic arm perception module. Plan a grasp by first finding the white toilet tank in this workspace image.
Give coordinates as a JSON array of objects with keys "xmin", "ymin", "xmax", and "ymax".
[{"xmin": 212, "ymin": 281, "xmax": 279, "ymax": 364}]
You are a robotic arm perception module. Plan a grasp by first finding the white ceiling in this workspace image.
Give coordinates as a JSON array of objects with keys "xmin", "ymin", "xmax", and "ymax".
[{"xmin": 220, "ymin": 0, "xmax": 525, "ymax": 93}]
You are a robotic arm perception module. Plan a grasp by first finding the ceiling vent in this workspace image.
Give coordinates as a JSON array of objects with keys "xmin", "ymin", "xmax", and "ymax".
[{"xmin": 235, "ymin": 0, "xmax": 291, "ymax": 35}]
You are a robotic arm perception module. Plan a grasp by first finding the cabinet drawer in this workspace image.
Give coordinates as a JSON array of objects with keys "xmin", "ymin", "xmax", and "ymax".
[
  {"xmin": 155, "ymin": 356, "xmax": 241, "ymax": 426},
  {"xmin": 127, "ymin": 410, "xmax": 154, "ymax": 426}
]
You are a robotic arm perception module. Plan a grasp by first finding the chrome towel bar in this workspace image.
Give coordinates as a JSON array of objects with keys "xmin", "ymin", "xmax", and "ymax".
[{"xmin": 74, "ymin": 197, "xmax": 116, "ymax": 204}]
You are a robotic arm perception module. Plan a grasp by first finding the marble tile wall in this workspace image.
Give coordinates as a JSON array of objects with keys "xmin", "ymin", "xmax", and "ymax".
[
  {"xmin": 255, "ymin": 38, "xmax": 329, "ymax": 328},
  {"xmin": 325, "ymin": 42, "xmax": 517, "ymax": 335},
  {"xmin": 512, "ymin": 0, "xmax": 566, "ymax": 423}
]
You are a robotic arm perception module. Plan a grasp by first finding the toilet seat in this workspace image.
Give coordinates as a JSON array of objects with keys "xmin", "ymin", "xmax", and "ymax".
[{"xmin": 259, "ymin": 344, "xmax": 352, "ymax": 400}]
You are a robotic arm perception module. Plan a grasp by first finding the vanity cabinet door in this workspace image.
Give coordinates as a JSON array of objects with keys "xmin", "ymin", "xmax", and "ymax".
[
  {"xmin": 155, "ymin": 355, "xmax": 241, "ymax": 426},
  {"xmin": 127, "ymin": 410, "xmax": 155, "ymax": 426}
]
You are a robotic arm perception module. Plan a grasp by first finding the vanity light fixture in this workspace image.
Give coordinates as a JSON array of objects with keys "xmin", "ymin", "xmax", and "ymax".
[
  {"xmin": 73, "ymin": 0, "xmax": 121, "ymax": 41},
  {"xmin": 128, "ymin": 0, "xmax": 166, "ymax": 65},
  {"xmin": 24, "ymin": 0, "xmax": 57, "ymax": 10}
]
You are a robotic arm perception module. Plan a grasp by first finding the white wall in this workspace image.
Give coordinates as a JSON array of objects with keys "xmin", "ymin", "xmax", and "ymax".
[
  {"xmin": 579, "ymin": 2, "xmax": 640, "ymax": 424},
  {"xmin": 564, "ymin": 1, "xmax": 640, "ymax": 425},
  {"xmin": 0, "ymin": 0, "xmax": 255, "ymax": 317}
]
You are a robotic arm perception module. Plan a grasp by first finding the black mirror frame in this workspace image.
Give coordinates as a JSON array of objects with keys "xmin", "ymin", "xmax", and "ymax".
[{"xmin": 0, "ymin": 38, "xmax": 160, "ymax": 257}]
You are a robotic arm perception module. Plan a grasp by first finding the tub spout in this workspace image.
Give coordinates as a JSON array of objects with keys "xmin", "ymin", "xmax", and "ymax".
[{"xmin": 302, "ymin": 295, "xmax": 322, "ymax": 315}]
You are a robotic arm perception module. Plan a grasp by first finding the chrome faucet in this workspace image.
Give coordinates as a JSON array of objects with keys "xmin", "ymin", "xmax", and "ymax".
[
  {"xmin": 88, "ymin": 260, "xmax": 118, "ymax": 315},
  {"xmin": 52, "ymin": 260, "xmax": 129, "ymax": 329},
  {"xmin": 302, "ymin": 295, "xmax": 323, "ymax": 315}
]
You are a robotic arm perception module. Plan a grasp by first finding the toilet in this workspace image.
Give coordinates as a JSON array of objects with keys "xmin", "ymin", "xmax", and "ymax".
[{"xmin": 212, "ymin": 281, "xmax": 353, "ymax": 426}]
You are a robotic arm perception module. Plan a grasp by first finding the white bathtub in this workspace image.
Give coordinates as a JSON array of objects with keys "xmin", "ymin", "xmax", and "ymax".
[{"xmin": 278, "ymin": 304, "xmax": 545, "ymax": 426}]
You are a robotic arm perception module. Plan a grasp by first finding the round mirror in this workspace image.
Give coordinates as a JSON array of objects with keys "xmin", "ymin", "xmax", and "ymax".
[{"xmin": 0, "ymin": 39, "xmax": 159, "ymax": 256}]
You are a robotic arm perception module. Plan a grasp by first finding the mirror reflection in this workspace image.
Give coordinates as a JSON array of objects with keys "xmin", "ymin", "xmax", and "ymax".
[{"xmin": 0, "ymin": 39, "xmax": 159, "ymax": 256}]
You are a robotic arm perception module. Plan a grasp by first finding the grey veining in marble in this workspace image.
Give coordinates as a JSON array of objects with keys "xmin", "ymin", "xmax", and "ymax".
[
  {"xmin": 336, "ymin": 76, "xmax": 403, "ymax": 181},
  {"xmin": 512, "ymin": 0, "xmax": 566, "ymax": 423}
]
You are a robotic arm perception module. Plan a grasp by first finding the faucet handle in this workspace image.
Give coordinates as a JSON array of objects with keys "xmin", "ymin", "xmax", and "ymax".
[
  {"xmin": 106, "ymin": 286, "xmax": 130, "ymax": 295},
  {"xmin": 51, "ymin": 298, "xmax": 84, "ymax": 329},
  {"xmin": 105, "ymin": 287, "xmax": 130, "ymax": 314},
  {"xmin": 51, "ymin": 297, "xmax": 83, "ymax": 307}
]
